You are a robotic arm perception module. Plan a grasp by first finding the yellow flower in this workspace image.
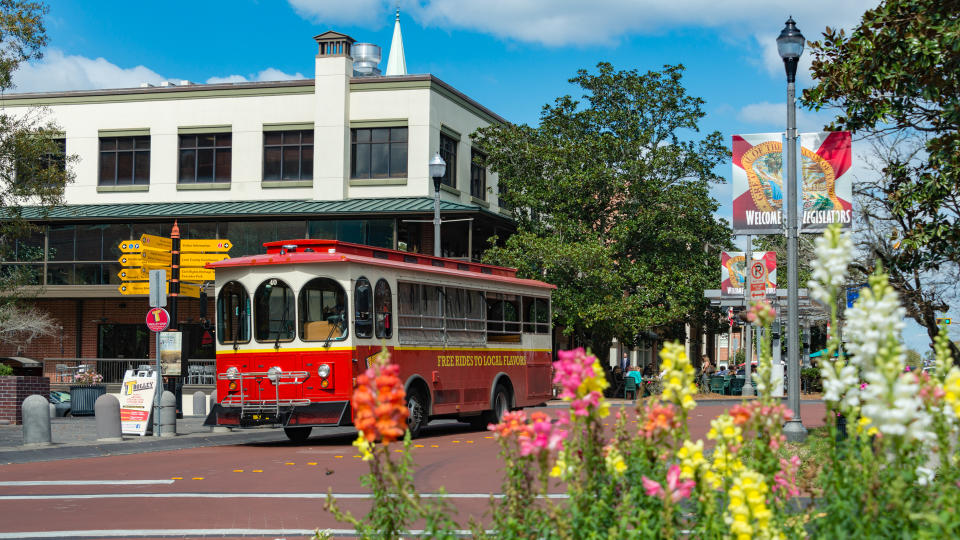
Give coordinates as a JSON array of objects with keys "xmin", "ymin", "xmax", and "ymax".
[
  {"xmin": 604, "ymin": 445, "xmax": 627, "ymax": 476},
  {"xmin": 659, "ymin": 341, "xmax": 698, "ymax": 412},
  {"xmin": 353, "ymin": 432, "xmax": 373, "ymax": 461}
]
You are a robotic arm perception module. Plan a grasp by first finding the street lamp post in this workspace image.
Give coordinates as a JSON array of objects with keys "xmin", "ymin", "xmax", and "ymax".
[
  {"xmin": 429, "ymin": 153, "xmax": 447, "ymax": 257},
  {"xmin": 778, "ymin": 16, "xmax": 808, "ymax": 442}
]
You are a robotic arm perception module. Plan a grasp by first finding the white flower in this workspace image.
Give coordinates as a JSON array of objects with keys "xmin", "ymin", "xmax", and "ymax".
[
  {"xmin": 807, "ymin": 225, "xmax": 853, "ymax": 306},
  {"xmin": 844, "ymin": 279, "xmax": 906, "ymax": 370},
  {"xmin": 860, "ymin": 372, "xmax": 933, "ymax": 444},
  {"xmin": 822, "ymin": 361, "xmax": 859, "ymax": 410}
]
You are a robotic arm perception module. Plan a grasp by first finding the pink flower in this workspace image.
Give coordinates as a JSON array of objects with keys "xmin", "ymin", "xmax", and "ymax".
[
  {"xmin": 773, "ymin": 455, "xmax": 801, "ymax": 499},
  {"xmin": 642, "ymin": 465, "xmax": 695, "ymax": 503}
]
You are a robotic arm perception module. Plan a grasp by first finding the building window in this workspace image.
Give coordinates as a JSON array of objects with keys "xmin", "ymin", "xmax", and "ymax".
[
  {"xmin": 99, "ymin": 136, "xmax": 150, "ymax": 185},
  {"xmin": 439, "ymin": 133, "xmax": 457, "ymax": 188},
  {"xmin": 470, "ymin": 149, "xmax": 486, "ymax": 200},
  {"xmin": 41, "ymin": 138, "xmax": 66, "ymax": 172},
  {"xmin": 351, "ymin": 127, "xmax": 407, "ymax": 179},
  {"xmin": 263, "ymin": 130, "xmax": 313, "ymax": 181},
  {"xmin": 98, "ymin": 324, "xmax": 150, "ymax": 359},
  {"xmin": 179, "ymin": 134, "xmax": 231, "ymax": 183}
]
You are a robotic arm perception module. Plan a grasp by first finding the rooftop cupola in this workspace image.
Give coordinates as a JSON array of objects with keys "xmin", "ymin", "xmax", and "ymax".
[
  {"xmin": 385, "ymin": 9, "xmax": 407, "ymax": 76},
  {"xmin": 313, "ymin": 31, "xmax": 355, "ymax": 58}
]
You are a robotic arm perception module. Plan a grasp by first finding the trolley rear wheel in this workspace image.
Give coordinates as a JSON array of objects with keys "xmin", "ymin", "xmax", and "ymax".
[
  {"xmin": 284, "ymin": 426, "xmax": 312, "ymax": 442},
  {"xmin": 483, "ymin": 384, "xmax": 510, "ymax": 426}
]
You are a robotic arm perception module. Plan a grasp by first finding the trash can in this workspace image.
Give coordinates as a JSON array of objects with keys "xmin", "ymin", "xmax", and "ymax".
[{"xmin": 69, "ymin": 385, "xmax": 106, "ymax": 416}]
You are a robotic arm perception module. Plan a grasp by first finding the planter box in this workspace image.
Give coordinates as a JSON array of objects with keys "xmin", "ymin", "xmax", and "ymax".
[{"xmin": 69, "ymin": 385, "xmax": 106, "ymax": 416}]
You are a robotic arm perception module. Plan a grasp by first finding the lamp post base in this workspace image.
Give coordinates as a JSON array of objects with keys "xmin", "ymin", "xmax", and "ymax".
[
  {"xmin": 783, "ymin": 419, "xmax": 808, "ymax": 442},
  {"xmin": 741, "ymin": 382, "xmax": 755, "ymax": 397}
]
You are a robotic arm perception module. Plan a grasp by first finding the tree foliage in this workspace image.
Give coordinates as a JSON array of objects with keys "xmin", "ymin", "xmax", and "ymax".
[
  {"xmin": 0, "ymin": 0, "xmax": 74, "ymax": 300},
  {"xmin": 474, "ymin": 63, "xmax": 731, "ymax": 352},
  {"xmin": 802, "ymin": 0, "xmax": 960, "ymax": 270}
]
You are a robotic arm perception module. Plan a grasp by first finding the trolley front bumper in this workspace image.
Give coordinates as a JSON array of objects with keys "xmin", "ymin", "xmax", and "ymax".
[{"xmin": 203, "ymin": 401, "xmax": 350, "ymax": 428}]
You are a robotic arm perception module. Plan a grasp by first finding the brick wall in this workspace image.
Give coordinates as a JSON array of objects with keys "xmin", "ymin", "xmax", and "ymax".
[
  {"xmin": 0, "ymin": 376, "xmax": 50, "ymax": 425},
  {"xmin": 0, "ymin": 297, "xmax": 214, "ymax": 370}
]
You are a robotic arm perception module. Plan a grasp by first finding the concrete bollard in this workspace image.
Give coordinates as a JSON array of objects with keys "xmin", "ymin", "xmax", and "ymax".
[
  {"xmin": 22, "ymin": 395, "xmax": 52, "ymax": 446},
  {"xmin": 94, "ymin": 394, "xmax": 123, "ymax": 441},
  {"xmin": 159, "ymin": 391, "xmax": 177, "ymax": 437},
  {"xmin": 210, "ymin": 389, "xmax": 230, "ymax": 433},
  {"xmin": 192, "ymin": 391, "xmax": 207, "ymax": 418}
]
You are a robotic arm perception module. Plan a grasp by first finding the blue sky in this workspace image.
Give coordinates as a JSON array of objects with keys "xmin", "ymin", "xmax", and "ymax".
[{"xmin": 15, "ymin": 0, "xmax": 952, "ymax": 351}]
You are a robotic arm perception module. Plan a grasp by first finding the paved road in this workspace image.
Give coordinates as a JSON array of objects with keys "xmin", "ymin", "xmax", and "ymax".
[{"xmin": 0, "ymin": 399, "xmax": 826, "ymax": 539}]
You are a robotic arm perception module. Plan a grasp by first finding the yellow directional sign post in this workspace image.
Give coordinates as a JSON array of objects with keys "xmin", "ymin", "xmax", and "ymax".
[
  {"xmin": 118, "ymin": 241, "xmax": 142, "ymax": 253},
  {"xmin": 140, "ymin": 234, "xmax": 172, "ymax": 251},
  {"xmin": 118, "ymin": 254, "xmax": 144, "ymax": 267},
  {"xmin": 119, "ymin": 281, "xmax": 167, "ymax": 295},
  {"xmin": 142, "ymin": 249, "xmax": 172, "ymax": 266},
  {"xmin": 117, "ymin": 268, "xmax": 148, "ymax": 281},
  {"xmin": 179, "ymin": 267, "xmax": 216, "ymax": 282},
  {"xmin": 181, "ymin": 253, "xmax": 229, "ymax": 267},
  {"xmin": 181, "ymin": 239, "xmax": 232, "ymax": 252},
  {"xmin": 179, "ymin": 282, "xmax": 202, "ymax": 299}
]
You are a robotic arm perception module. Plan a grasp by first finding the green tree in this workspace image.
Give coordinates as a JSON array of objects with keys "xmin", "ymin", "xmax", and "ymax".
[
  {"xmin": 802, "ymin": 0, "xmax": 960, "ymax": 271},
  {"xmin": 474, "ymin": 63, "xmax": 731, "ymax": 358},
  {"xmin": 0, "ymin": 1, "xmax": 73, "ymax": 351},
  {"xmin": 0, "ymin": 0, "xmax": 74, "ymax": 295}
]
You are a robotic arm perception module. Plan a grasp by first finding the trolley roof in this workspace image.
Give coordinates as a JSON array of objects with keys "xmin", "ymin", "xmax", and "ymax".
[{"xmin": 207, "ymin": 239, "xmax": 556, "ymax": 290}]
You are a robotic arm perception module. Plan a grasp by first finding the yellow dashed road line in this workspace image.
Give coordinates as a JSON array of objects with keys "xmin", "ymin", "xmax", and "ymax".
[
  {"xmin": 414, "ymin": 444, "xmax": 424, "ymax": 448},
  {"xmin": 308, "ymin": 462, "xmax": 318, "ymax": 466},
  {"xmin": 431, "ymin": 445, "xmax": 439, "ymax": 448},
  {"xmin": 232, "ymin": 470, "xmax": 243, "ymax": 473},
  {"xmin": 334, "ymin": 455, "xmax": 343, "ymax": 459},
  {"xmin": 192, "ymin": 477, "xmax": 204, "ymax": 480},
  {"xmin": 452, "ymin": 440, "xmax": 460, "ymax": 443},
  {"xmin": 285, "ymin": 462, "xmax": 295, "ymax": 465},
  {"xmin": 252, "ymin": 470, "xmax": 263, "ymax": 473},
  {"xmin": 171, "ymin": 477, "xmax": 182, "ymax": 480}
]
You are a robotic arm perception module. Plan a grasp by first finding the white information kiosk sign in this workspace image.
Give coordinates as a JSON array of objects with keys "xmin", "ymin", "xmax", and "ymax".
[{"xmin": 119, "ymin": 368, "xmax": 160, "ymax": 436}]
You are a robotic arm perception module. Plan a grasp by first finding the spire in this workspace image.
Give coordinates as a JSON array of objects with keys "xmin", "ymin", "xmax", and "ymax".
[{"xmin": 385, "ymin": 9, "xmax": 407, "ymax": 76}]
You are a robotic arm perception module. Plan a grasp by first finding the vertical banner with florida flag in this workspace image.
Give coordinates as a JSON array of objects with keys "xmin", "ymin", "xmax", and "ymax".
[
  {"xmin": 800, "ymin": 131, "xmax": 853, "ymax": 230},
  {"xmin": 732, "ymin": 134, "xmax": 784, "ymax": 234},
  {"xmin": 721, "ymin": 251, "xmax": 778, "ymax": 296}
]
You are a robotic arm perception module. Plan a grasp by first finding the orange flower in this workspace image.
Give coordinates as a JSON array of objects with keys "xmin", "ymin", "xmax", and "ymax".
[
  {"xmin": 729, "ymin": 404, "xmax": 752, "ymax": 426},
  {"xmin": 641, "ymin": 403, "xmax": 678, "ymax": 439},
  {"xmin": 351, "ymin": 352, "xmax": 409, "ymax": 445}
]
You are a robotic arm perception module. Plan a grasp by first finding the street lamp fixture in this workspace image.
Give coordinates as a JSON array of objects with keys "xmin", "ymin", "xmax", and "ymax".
[
  {"xmin": 429, "ymin": 153, "xmax": 447, "ymax": 257},
  {"xmin": 778, "ymin": 16, "xmax": 807, "ymax": 442}
]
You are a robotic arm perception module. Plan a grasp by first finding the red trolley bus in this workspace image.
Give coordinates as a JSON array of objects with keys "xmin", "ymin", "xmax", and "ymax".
[{"xmin": 203, "ymin": 239, "xmax": 555, "ymax": 441}]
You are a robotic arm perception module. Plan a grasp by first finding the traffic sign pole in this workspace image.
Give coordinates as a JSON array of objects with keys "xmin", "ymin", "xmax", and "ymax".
[{"xmin": 146, "ymin": 306, "xmax": 170, "ymax": 437}]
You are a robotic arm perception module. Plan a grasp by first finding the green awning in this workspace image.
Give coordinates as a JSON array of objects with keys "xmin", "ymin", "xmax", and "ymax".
[{"xmin": 13, "ymin": 197, "xmax": 510, "ymax": 222}]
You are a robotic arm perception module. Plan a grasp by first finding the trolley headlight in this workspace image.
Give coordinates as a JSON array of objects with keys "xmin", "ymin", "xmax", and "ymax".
[
  {"xmin": 318, "ymin": 363, "xmax": 331, "ymax": 378},
  {"xmin": 267, "ymin": 366, "xmax": 282, "ymax": 383},
  {"xmin": 226, "ymin": 367, "xmax": 240, "ymax": 380}
]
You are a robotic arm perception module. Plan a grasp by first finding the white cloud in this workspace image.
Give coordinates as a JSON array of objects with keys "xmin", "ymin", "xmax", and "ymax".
[
  {"xmin": 11, "ymin": 49, "xmax": 167, "ymax": 92},
  {"xmin": 289, "ymin": 0, "xmax": 877, "ymax": 82},
  {"xmin": 737, "ymin": 101, "xmax": 834, "ymax": 133},
  {"xmin": 205, "ymin": 68, "xmax": 307, "ymax": 85}
]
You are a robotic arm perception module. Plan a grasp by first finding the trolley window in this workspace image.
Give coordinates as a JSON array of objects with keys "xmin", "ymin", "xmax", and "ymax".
[
  {"xmin": 487, "ymin": 293, "xmax": 521, "ymax": 342},
  {"xmin": 299, "ymin": 277, "xmax": 347, "ymax": 341},
  {"xmin": 354, "ymin": 277, "xmax": 373, "ymax": 339},
  {"xmin": 523, "ymin": 297, "xmax": 551, "ymax": 334},
  {"xmin": 374, "ymin": 279, "xmax": 393, "ymax": 339},
  {"xmin": 398, "ymin": 282, "xmax": 444, "ymax": 344},
  {"xmin": 217, "ymin": 281, "xmax": 250, "ymax": 344},
  {"xmin": 445, "ymin": 287, "xmax": 486, "ymax": 344},
  {"xmin": 253, "ymin": 278, "xmax": 295, "ymax": 343}
]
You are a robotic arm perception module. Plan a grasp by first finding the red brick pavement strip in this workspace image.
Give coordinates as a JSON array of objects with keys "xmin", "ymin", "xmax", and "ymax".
[{"xmin": 0, "ymin": 402, "xmax": 827, "ymax": 538}]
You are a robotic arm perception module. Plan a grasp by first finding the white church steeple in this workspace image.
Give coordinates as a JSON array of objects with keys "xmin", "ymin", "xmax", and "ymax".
[{"xmin": 385, "ymin": 9, "xmax": 407, "ymax": 76}]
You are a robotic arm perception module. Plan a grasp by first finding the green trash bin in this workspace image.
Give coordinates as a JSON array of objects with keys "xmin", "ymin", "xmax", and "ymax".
[{"xmin": 69, "ymin": 385, "xmax": 106, "ymax": 416}]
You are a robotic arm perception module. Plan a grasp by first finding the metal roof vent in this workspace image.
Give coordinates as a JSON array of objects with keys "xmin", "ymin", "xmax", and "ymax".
[{"xmin": 352, "ymin": 43, "xmax": 382, "ymax": 77}]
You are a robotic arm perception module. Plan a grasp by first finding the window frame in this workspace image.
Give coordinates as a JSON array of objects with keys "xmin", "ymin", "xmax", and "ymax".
[
  {"xmin": 298, "ymin": 277, "xmax": 348, "ymax": 342},
  {"xmin": 470, "ymin": 148, "xmax": 486, "ymax": 200},
  {"xmin": 263, "ymin": 130, "xmax": 314, "ymax": 181},
  {"xmin": 98, "ymin": 136, "xmax": 151, "ymax": 186},
  {"xmin": 217, "ymin": 281, "xmax": 251, "ymax": 345},
  {"xmin": 374, "ymin": 278, "xmax": 393, "ymax": 339},
  {"xmin": 354, "ymin": 276, "xmax": 373, "ymax": 339},
  {"xmin": 253, "ymin": 278, "xmax": 296, "ymax": 343},
  {"xmin": 350, "ymin": 127, "xmax": 408, "ymax": 179},
  {"xmin": 178, "ymin": 133, "xmax": 232, "ymax": 184},
  {"xmin": 439, "ymin": 133, "xmax": 458, "ymax": 188}
]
